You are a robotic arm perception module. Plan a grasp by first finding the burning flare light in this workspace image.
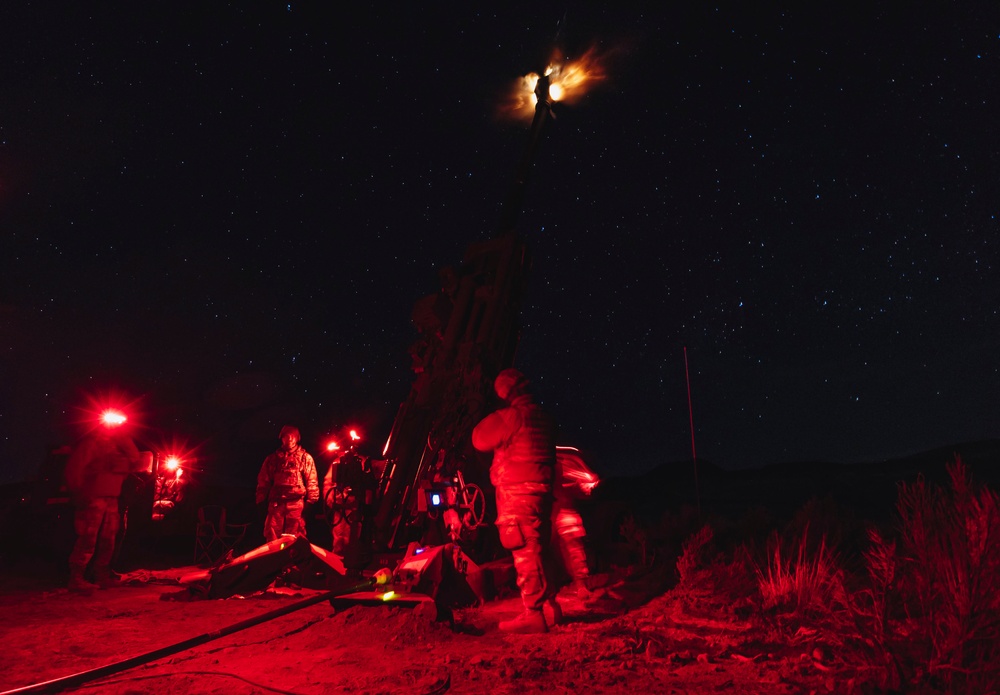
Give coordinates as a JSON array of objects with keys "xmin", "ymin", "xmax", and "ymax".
[
  {"xmin": 101, "ymin": 409, "xmax": 127, "ymax": 427},
  {"xmin": 327, "ymin": 427, "xmax": 361, "ymax": 454},
  {"xmin": 79, "ymin": 390, "xmax": 144, "ymax": 436},
  {"xmin": 499, "ymin": 44, "xmax": 609, "ymax": 121}
]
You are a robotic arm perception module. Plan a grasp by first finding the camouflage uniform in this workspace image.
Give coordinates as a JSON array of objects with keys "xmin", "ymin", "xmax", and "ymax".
[
  {"xmin": 322, "ymin": 452, "xmax": 365, "ymax": 558},
  {"xmin": 256, "ymin": 441, "xmax": 320, "ymax": 541},
  {"xmin": 553, "ymin": 447, "xmax": 600, "ymax": 596},
  {"xmin": 65, "ymin": 430, "xmax": 142, "ymax": 592},
  {"xmin": 473, "ymin": 369, "xmax": 559, "ymax": 632},
  {"xmin": 330, "ymin": 498, "xmax": 360, "ymax": 556}
]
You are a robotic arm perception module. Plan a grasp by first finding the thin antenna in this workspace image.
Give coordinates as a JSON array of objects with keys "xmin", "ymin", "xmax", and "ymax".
[{"xmin": 684, "ymin": 346, "xmax": 701, "ymax": 517}]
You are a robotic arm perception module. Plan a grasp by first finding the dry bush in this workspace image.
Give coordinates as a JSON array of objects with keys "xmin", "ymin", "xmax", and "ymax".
[
  {"xmin": 752, "ymin": 524, "xmax": 848, "ymax": 617},
  {"xmin": 848, "ymin": 526, "xmax": 903, "ymax": 690},
  {"xmin": 889, "ymin": 456, "xmax": 1000, "ymax": 694},
  {"xmin": 618, "ymin": 514, "xmax": 651, "ymax": 568},
  {"xmin": 784, "ymin": 495, "xmax": 867, "ymax": 577},
  {"xmin": 677, "ymin": 459, "xmax": 1000, "ymax": 694},
  {"xmin": 689, "ymin": 502, "xmax": 857, "ymax": 629},
  {"xmin": 676, "ymin": 523, "xmax": 713, "ymax": 584},
  {"xmin": 673, "ymin": 523, "xmax": 758, "ymax": 620}
]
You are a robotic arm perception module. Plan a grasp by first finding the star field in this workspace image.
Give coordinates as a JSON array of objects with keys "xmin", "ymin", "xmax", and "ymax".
[{"xmin": 1, "ymin": 3, "xmax": 998, "ymax": 484}]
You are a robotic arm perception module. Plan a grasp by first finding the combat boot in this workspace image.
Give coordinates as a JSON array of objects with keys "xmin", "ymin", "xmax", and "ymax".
[
  {"xmin": 95, "ymin": 566, "xmax": 123, "ymax": 589},
  {"xmin": 68, "ymin": 568, "xmax": 98, "ymax": 596},
  {"xmin": 499, "ymin": 609, "xmax": 547, "ymax": 634},
  {"xmin": 543, "ymin": 597, "xmax": 564, "ymax": 627},
  {"xmin": 573, "ymin": 578, "xmax": 595, "ymax": 602}
]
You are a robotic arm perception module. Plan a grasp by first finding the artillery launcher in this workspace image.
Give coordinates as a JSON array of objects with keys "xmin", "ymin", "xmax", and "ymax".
[{"xmin": 369, "ymin": 51, "xmax": 605, "ymax": 561}]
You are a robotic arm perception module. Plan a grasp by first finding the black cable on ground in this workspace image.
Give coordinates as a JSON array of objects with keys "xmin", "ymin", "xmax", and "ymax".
[{"xmin": 0, "ymin": 581, "xmax": 371, "ymax": 695}]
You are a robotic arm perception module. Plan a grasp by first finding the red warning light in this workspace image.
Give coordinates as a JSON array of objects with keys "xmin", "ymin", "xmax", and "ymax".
[
  {"xmin": 164, "ymin": 455, "xmax": 181, "ymax": 471},
  {"xmin": 78, "ymin": 390, "xmax": 144, "ymax": 437},
  {"xmin": 100, "ymin": 409, "xmax": 127, "ymax": 427},
  {"xmin": 326, "ymin": 440, "xmax": 341, "ymax": 453}
]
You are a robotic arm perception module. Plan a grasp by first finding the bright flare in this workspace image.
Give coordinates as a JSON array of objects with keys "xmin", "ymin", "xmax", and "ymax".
[
  {"xmin": 101, "ymin": 409, "xmax": 127, "ymax": 427},
  {"xmin": 499, "ymin": 44, "xmax": 609, "ymax": 121}
]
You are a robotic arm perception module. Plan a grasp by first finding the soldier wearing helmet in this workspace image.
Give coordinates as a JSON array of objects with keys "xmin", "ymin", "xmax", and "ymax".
[
  {"xmin": 255, "ymin": 425, "xmax": 320, "ymax": 541},
  {"xmin": 472, "ymin": 368, "xmax": 562, "ymax": 634}
]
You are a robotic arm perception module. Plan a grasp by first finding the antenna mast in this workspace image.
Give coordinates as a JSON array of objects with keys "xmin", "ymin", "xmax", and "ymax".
[{"xmin": 684, "ymin": 346, "xmax": 701, "ymax": 517}]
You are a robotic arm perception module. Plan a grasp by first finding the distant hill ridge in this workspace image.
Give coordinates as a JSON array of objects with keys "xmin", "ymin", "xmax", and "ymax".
[{"xmin": 597, "ymin": 439, "xmax": 1000, "ymax": 523}]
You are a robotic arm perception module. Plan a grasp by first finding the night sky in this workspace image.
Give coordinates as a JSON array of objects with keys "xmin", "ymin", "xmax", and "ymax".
[{"xmin": 2, "ymin": 3, "xmax": 998, "ymax": 486}]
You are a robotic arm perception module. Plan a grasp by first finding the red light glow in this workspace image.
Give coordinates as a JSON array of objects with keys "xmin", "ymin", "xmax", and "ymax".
[
  {"xmin": 76, "ymin": 390, "xmax": 145, "ymax": 437},
  {"xmin": 326, "ymin": 441, "xmax": 341, "ymax": 453},
  {"xmin": 349, "ymin": 429, "xmax": 361, "ymax": 442},
  {"xmin": 151, "ymin": 436, "xmax": 200, "ymax": 477},
  {"xmin": 101, "ymin": 409, "xmax": 127, "ymax": 427}
]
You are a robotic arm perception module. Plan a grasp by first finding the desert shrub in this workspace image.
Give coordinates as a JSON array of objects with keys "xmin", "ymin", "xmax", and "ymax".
[
  {"xmin": 618, "ymin": 514, "xmax": 651, "ymax": 568},
  {"xmin": 699, "ymin": 505, "xmax": 775, "ymax": 574},
  {"xmin": 642, "ymin": 504, "xmax": 710, "ymax": 574},
  {"xmin": 848, "ymin": 526, "xmax": 903, "ymax": 690},
  {"xmin": 609, "ymin": 507, "xmax": 700, "ymax": 572},
  {"xmin": 890, "ymin": 456, "xmax": 1000, "ymax": 694},
  {"xmin": 752, "ymin": 524, "xmax": 847, "ymax": 617},
  {"xmin": 676, "ymin": 523, "xmax": 713, "ymax": 584},
  {"xmin": 783, "ymin": 495, "xmax": 867, "ymax": 577}
]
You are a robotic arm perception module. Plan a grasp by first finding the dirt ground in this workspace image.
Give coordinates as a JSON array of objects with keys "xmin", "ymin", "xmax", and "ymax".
[{"xmin": 0, "ymin": 557, "xmax": 854, "ymax": 695}]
